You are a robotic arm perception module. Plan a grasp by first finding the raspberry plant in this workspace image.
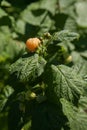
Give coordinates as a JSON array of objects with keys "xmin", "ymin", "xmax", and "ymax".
[{"xmin": 0, "ymin": 0, "xmax": 87, "ymax": 130}]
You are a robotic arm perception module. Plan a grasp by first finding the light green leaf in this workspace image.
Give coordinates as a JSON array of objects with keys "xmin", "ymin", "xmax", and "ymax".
[
  {"xmin": 21, "ymin": 2, "xmax": 48, "ymax": 26},
  {"xmin": 39, "ymin": 0, "xmax": 57, "ymax": 15},
  {"xmin": 0, "ymin": 31, "xmax": 25, "ymax": 62},
  {"xmin": 0, "ymin": 26, "xmax": 11, "ymax": 36},
  {"xmin": 15, "ymin": 19, "xmax": 26, "ymax": 35},
  {"xmin": 75, "ymin": 1, "xmax": 87, "ymax": 28},
  {"xmin": 79, "ymin": 96, "xmax": 87, "ymax": 110},
  {"xmin": 80, "ymin": 50, "xmax": 87, "ymax": 59},
  {"xmin": 72, "ymin": 58, "xmax": 87, "ymax": 78},
  {"xmin": 0, "ymin": 8, "xmax": 7, "ymax": 18},
  {"xmin": 1, "ymin": 0, "xmax": 11, "ymax": 7},
  {"xmin": 59, "ymin": 0, "xmax": 75, "ymax": 10},
  {"xmin": 71, "ymin": 51, "xmax": 82, "ymax": 64},
  {"xmin": 53, "ymin": 30, "xmax": 79, "ymax": 42},
  {"xmin": 59, "ymin": 0, "xmax": 76, "ymax": 15},
  {"xmin": 64, "ymin": 17, "xmax": 77, "ymax": 32}
]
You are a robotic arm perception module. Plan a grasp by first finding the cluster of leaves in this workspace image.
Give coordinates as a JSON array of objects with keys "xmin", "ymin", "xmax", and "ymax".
[{"xmin": 0, "ymin": 0, "xmax": 87, "ymax": 130}]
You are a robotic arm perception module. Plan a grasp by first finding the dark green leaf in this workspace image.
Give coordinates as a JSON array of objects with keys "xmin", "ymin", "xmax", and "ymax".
[
  {"xmin": 61, "ymin": 98, "xmax": 87, "ymax": 130},
  {"xmin": 10, "ymin": 54, "xmax": 46, "ymax": 82},
  {"xmin": 45, "ymin": 65, "xmax": 85, "ymax": 104},
  {"xmin": 22, "ymin": 120, "xmax": 31, "ymax": 130},
  {"xmin": 32, "ymin": 102, "xmax": 67, "ymax": 130},
  {"xmin": 0, "ymin": 85, "xmax": 14, "ymax": 112}
]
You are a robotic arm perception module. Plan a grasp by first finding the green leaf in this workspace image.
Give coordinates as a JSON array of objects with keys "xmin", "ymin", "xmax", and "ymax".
[
  {"xmin": 1, "ymin": 0, "xmax": 11, "ymax": 7},
  {"xmin": 71, "ymin": 51, "xmax": 82, "ymax": 64},
  {"xmin": 59, "ymin": 0, "xmax": 76, "ymax": 15},
  {"xmin": 10, "ymin": 54, "xmax": 46, "ymax": 82},
  {"xmin": 47, "ymin": 45, "xmax": 68, "ymax": 65},
  {"xmin": 79, "ymin": 96, "xmax": 87, "ymax": 111},
  {"xmin": 75, "ymin": 1, "xmax": 87, "ymax": 28},
  {"xmin": 0, "ymin": 35, "xmax": 25, "ymax": 63},
  {"xmin": 0, "ymin": 26, "xmax": 11, "ymax": 37},
  {"xmin": 61, "ymin": 98, "xmax": 87, "ymax": 130},
  {"xmin": 45, "ymin": 65, "xmax": 85, "ymax": 104},
  {"xmin": 39, "ymin": 0, "xmax": 57, "ymax": 15},
  {"xmin": 80, "ymin": 50, "xmax": 87, "ymax": 59},
  {"xmin": 21, "ymin": 2, "xmax": 48, "ymax": 26},
  {"xmin": 0, "ymin": 26, "xmax": 25, "ymax": 63},
  {"xmin": 0, "ymin": 8, "xmax": 7, "ymax": 18},
  {"xmin": 21, "ymin": 0, "xmax": 57, "ymax": 28},
  {"xmin": 0, "ymin": 85, "xmax": 14, "ymax": 112},
  {"xmin": 15, "ymin": 19, "xmax": 26, "ymax": 35},
  {"xmin": 59, "ymin": 0, "xmax": 75, "ymax": 11},
  {"xmin": 22, "ymin": 120, "xmax": 31, "ymax": 130},
  {"xmin": 72, "ymin": 58, "xmax": 87, "ymax": 78},
  {"xmin": 53, "ymin": 30, "xmax": 79, "ymax": 42},
  {"xmin": 64, "ymin": 17, "xmax": 77, "ymax": 32}
]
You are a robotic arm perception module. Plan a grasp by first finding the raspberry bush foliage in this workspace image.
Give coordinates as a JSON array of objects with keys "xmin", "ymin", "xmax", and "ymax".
[{"xmin": 0, "ymin": 0, "xmax": 87, "ymax": 130}]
